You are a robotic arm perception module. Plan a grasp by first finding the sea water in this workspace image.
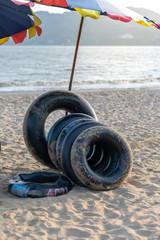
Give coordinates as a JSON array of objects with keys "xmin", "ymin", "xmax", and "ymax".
[{"xmin": 0, "ymin": 45, "xmax": 160, "ymax": 92}]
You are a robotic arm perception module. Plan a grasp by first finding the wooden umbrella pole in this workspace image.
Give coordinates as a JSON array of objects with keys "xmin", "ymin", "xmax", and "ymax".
[{"xmin": 68, "ymin": 16, "xmax": 84, "ymax": 91}]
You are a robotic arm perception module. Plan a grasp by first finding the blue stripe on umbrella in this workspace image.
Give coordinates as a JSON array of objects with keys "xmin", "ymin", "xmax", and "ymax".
[{"xmin": 66, "ymin": 0, "xmax": 101, "ymax": 12}]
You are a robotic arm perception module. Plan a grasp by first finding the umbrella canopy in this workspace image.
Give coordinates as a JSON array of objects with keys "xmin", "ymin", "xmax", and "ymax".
[
  {"xmin": 30, "ymin": 0, "xmax": 160, "ymax": 29},
  {"xmin": 0, "ymin": 0, "xmax": 42, "ymax": 45}
]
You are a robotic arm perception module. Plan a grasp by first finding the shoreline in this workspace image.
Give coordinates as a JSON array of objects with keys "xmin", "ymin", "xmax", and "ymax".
[
  {"xmin": 0, "ymin": 89, "xmax": 160, "ymax": 239},
  {"xmin": 0, "ymin": 87, "xmax": 160, "ymax": 95}
]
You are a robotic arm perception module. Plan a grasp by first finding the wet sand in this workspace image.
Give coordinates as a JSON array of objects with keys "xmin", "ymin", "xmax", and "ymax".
[{"xmin": 0, "ymin": 89, "xmax": 160, "ymax": 239}]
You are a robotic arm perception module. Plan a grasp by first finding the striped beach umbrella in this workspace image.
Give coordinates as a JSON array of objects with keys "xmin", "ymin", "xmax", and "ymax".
[
  {"xmin": 0, "ymin": 0, "xmax": 42, "ymax": 45},
  {"xmin": 30, "ymin": 0, "xmax": 160, "ymax": 28}
]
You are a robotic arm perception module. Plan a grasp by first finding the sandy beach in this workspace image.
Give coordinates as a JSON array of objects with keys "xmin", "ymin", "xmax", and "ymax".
[{"xmin": 0, "ymin": 89, "xmax": 160, "ymax": 240}]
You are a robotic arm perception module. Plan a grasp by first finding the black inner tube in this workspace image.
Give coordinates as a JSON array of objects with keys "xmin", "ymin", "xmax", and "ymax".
[{"xmin": 9, "ymin": 172, "xmax": 72, "ymax": 198}]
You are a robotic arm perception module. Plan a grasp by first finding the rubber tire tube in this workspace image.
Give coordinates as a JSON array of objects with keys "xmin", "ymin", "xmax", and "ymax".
[
  {"xmin": 47, "ymin": 113, "xmax": 95, "ymax": 170},
  {"xmin": 70, "ymin": 126, "xmax": 133, "ymax": 190},
  {"xmin": 9, "ymin": 172, "xmax": 72, "ymax": 198},
  {"xmin": 23, "ymin": 90, "xmax": 97, "ymax": 168},
  {"xmin": 55, "ymin": 118, "xmax": 96, "ymax": 170},
  {"xmin": 58, "ymin": 121, "xmax": 104, "ymax": 184}
]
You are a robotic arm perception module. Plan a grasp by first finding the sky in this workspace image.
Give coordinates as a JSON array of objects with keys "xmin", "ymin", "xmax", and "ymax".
[{"xmin": 33, "ymin": 0, "xmax": 160, "ymax": 14}]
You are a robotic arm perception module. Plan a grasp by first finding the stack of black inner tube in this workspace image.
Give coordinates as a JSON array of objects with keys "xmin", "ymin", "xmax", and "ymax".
[{"xmin": 23, "ymin": 90, "xmax": 133, "ymax": 191}]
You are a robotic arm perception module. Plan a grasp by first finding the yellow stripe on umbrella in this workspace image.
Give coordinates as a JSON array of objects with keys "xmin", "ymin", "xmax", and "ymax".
[
  {"xmin": 0, "ymin": 37, "xmax": 10, "ymax": 45},
  {"xmin": 74, "ymin": 8, "xmax": 100, "ymax": 20}
]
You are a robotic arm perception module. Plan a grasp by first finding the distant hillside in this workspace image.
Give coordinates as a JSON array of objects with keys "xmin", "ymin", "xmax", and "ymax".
[{"xmin": 7, "ymin": 8, "xmax": 160, "ymax": 45}]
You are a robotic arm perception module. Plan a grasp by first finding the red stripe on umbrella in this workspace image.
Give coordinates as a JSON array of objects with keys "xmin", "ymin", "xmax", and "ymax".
[
  {"xmin": 106, "ymin": 13, "xmax": 132, "ymax": 22},
  {"xmin": 12, "ymin": 29, "xmax": 27, "ymax": 44}
]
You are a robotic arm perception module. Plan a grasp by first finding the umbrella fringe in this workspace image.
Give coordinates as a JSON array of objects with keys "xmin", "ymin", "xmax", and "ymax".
[
  {"xmin": 30, "ymin": 8, "xmax": 42, "ymax": 26},
  {"xmin": 106, "ymin": 12, "xmax": 131, "ymax": 22},
  {"xmin": 0, "ymin": 25, "xmax": 42, "ymax": 45},
  {"xmin": 12, "ymin": 30, "xmax": 27, "ymax": 44},
  {"xmin": 12, "ymin": 25, "xmax": 42, "ymax": 44},
  {"xmin": 0, "ymin": 37, "xmax": 9, "ymax": 45},
  {"xmin": 74, "ymin": 8, "xmax": 100, "ymax": 20}
]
